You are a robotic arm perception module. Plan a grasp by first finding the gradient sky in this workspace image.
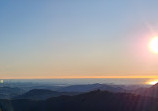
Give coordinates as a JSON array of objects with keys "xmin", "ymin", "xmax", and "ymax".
[{"xmin": 1, "ymin": 0, "xmax": 158, "ymax": 79}]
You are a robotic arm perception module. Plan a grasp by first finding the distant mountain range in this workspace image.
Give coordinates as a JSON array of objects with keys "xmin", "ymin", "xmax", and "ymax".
[
  {"xmin": 57, "ymin": 83, "xmax": 125, "ymax": 92},
  {"xmin": 1, "ymin": 83, "xmax": 158, "ymax": 111},
  {"xmin": 14, "ymin": 83, "xmax": 125, "ymax": 100},
  {"xmin": 14, "ymin": 89, "xmax": 79, "ymax": 100},
  {"xmin": 0, "ymin": 87, "xmax": 25, "ymax": 99},
  {"xmin": 0, "ymin": 83, "xmax": 151, "ymax": 100},
  {"xmin": 0, "ymin": 83, "xmax": 127, "ymax": 100}
]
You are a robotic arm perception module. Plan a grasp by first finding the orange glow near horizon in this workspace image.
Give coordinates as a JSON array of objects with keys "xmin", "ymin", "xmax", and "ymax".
[
  {"xmin": 1, "ymin": 76, "xmax": 158, "ymax": 79},
  {"xmin": 149, "ymin": 37, "xmax": 158, "ymax": 53}
]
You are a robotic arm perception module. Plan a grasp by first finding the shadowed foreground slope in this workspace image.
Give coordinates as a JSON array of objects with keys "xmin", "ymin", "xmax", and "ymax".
[{"xmin": 1, "ymin": 90, "xmax": 158, "ymax": 111}]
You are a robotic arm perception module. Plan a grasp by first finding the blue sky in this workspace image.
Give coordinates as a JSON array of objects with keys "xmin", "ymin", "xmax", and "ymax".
[{"xmin": 1, "ymin": 0, "xmax": 158, "ymax": 79}]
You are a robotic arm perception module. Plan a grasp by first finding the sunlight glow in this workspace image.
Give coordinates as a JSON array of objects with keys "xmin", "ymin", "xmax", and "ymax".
[
  {"xmin": 0, "ymin": 80, "xmax": 3, "ymax": 84},
  {"xmin": 149, "ymin": 37, "xmax": 158, "ymax": 53},
  {"xmin": 146, "ymin": 79, "xmax": 158, "ymax": 85}
]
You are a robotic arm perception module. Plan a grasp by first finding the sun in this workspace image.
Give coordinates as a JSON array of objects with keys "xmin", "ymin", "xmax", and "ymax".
[{"xmin": 149, "ymin": 37, "xmax": 158, "ymax": 53}]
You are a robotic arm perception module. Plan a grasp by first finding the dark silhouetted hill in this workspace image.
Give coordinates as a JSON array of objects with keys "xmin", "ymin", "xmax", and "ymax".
[
  {"xmin": 1, "ymin": 90, "xmax": 158, "ymax": 111},
  {"xmin": 134, "ymin": 83, "xmax": 158, "ymax": 98}
]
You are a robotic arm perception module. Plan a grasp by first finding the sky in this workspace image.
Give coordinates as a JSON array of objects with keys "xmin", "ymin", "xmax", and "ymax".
[{"xmin": 1, "ymin": 0, "xmax": 158, "ymax": 79}]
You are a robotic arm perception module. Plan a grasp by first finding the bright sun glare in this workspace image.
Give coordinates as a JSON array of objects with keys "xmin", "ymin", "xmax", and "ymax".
[
  {"xmin": 149, "ymin": 37, "xmax": 158, "ymax": 53},
  {"xmin": 147, "ymin": 80, "xmax": 158, "ymax": 85}
]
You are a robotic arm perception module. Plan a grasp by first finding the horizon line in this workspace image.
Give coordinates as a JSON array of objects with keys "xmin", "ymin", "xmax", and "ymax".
[{"xmin": 1, "ymin": 76, "xmax": 158, "ymax": 79}]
